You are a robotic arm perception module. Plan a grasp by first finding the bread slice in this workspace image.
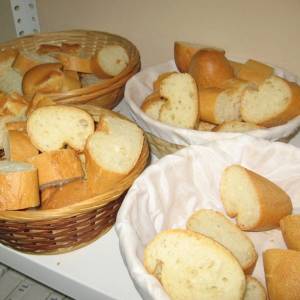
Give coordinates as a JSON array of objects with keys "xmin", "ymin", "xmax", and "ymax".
[
  {"xmin": 280, "ymin": 214, "xmax": 300, "ymax": 251},
  {"xmin": 85, "ymin": 115, "xmax": 144, "ymax": 193},
  {"xmin": 238, "ymin": 59, "xmax": 274, "ymax": 86},
  {"xmin": 189, "ymin": 48, "xmax": 234, "ymax": 89},
  {"xmin": 186, "ymin": 209, "xmax": 258, "ymax": 273},
  {"xmin": 263, "ymin": 249, "xmax": 300, "ymax": 300},
  {"xmin": 244, "ymin": 276, "xmax": 267, "ymax": 300},
  {"xmin": 144, "ymin": 229, "xmax": 246, "ymax": 300},
  {"xmin": 241, "ymin": 76, "xmax": 300, "ymax": 127},
  {"xmin": 220, "ymin": 164, "xmax": 292, "ymax": 231},
  {"xmin": 141, "ymin": 92, "xmax": 165, "ymax": 120},
  {"xmin": 27, "ymin": 105, "xmax": 95, "ymax": 152},
  {"xmin": 91, "ymin": 45, "xmax": 129, "ymax": 78},
  {"xmin": 0, "ymin": 161, "xmax": 39, "ymax": 210},
  {"xmin": 27, "ymin": 148, "xmax": 84, "ymax": 190},
  {"xmin": 153, "ymin": 72, "xmax": 176, "ymax": 91},
  {"xmin": 158, "ymin": 73, "xmax": 198, "ymax": 128},
  {"xmin": 213, "ymin": 121, "xmax": 264, "ymax": 132},
  {"xmin": 198, "ymin": 121, "xmax": 216, "ymax": 131},
  {"xmin": 3, "ymin": 130, "xmax": 38, "ymax": 162}
]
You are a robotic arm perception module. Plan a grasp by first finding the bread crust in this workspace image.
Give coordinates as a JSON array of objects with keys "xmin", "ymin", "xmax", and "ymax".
[
  {"xmin": 280, "ymin": 214, "xmax": 300, "ymax": 250},
  {"xmin": 54, "ymin": 52, "xmax": 93, "ymax": 73},
  {"xmin": 153, "ymin": 72, "xmax": 176, "ymax": 91}
]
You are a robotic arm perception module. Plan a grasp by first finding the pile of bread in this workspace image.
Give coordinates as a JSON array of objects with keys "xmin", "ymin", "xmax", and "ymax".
[
  {"xmin": 0, "ymin": 100, "xmax": 145, "ymax": 211},
  {"xmin": 0, "ymin": 42, "xmax": 129, "ymax": 98},
  {"xmin": 144, "ymin": 164, "xmax": 300, "ymax": 300},
  {"xmin": 141, "ymin": 41, "xmax": 300, "ymax": 132}
]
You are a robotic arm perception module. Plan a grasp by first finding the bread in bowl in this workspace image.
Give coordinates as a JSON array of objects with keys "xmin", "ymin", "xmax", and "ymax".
[
  {"xmin": 280, "ymin": 214, "xmax": 300, "ymax": 251},
  {"xmin": 153, "ymin": 72, "xmax": 176, "ymax": 91},
  {"xmin": 0, "ymin": 161, "xmax": 39, "ymax": 210},
  {"xmin": 188, "ymin": 48, "xmax": 235, "ymax": 89},
  {"xmin": 1, "ymin": 92, "xmax": 28, "ymax": 117},
  {"xmin": 27, "ymin": 105, "xmax": 95, "ymax": 152},
  {"xmin": 26, "ymin": 93, "xmax": 56, "ymax": 116},
  {"xmin": 197, "ymin": 121, "xmax": 216, "ymax": 131},
  {"xmin": 244, "ymin": 276, "xmax": 267, "ymax": 300},
  {"xmin": 54, "ymin": 52, "xmax": 93, "ymax": 73},
  {"xmin": 220, "ymin": 164, "xmax": 292, "ymax": 231},
  {"xmin": 141, "ymin": 92, "xmax": 165, "ymax": 120},
  {"xmin": 144, "ymin": 229, "xmax": 246, "ymax": 300},
  {"xmin": 5, "ymin": 121, "xmax": 27, "ymax": 132},
  {"xmin": 213, "ymin": 121, "xmax": 264, "ymax": 132}
]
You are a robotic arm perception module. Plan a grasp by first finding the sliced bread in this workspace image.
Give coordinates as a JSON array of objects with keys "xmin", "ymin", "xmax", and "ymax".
[
  {"xmin": 27, "ymin": 105, "xmax": 95, "ymax": 152},
  {"xmin": 213, "ymin": 121, "xmax": 264, "ymax": 132},
  {"xmin": 158, "ymin": 73, "xmax": 198, "ymax": 128},
  {"xmin": 186, "ymin": 209, "xmax": 258, "ymax": 274},
  {"xmin": 280, "ymin": 214, "xmax": 300, "ymax": 251},
  {"xmin": 153, "ymin": 72, "xmax": 176, "ymax": 91},
  {"xmin": 144, "ymin": 229, "xmax": 246, "ymax": 300},
  {"xmin": 197, "ymin": 121, "xmax": 216, "ymax": 131},
  {"xmin": 244, "ymin": 276, "xmax": 267, "ymax": 300},
  {"xmin": 220, "ymin": 164, "xmax": 292, "ymax": 231},
  {"xmin": 141, "ymin": 92, "xmax": 165, "ymax": 120}
]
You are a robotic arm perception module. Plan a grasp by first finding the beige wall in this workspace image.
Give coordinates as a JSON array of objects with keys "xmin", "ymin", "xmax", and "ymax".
[
  {"xmin": 37, "ymin": 0, "xmax": 300, "ymax": 76},
  {"xmin": 0, "ymin": 0, "xmax": 17, "ymax": 42}
]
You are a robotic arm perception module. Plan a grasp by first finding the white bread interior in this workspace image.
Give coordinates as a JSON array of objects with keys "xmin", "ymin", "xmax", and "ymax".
[
  {"xmin": 141, "ymin": 92, "xmax": 165, "ymax": 120},
  {"xmin": 280, "ymin": 214, "xmax": 300, "ymax": 251},
  {"xmin": 213, "ymin": 121, "xmax": 264, "ymax": 132},
  {"xmin": 27, "ymin": 105, "xmax": 95, "ymax": 152},
  {"xmin": 220, "ymin": 164, "xmax": 292, "ymax": 231},
  {"xmin": 198, "ymin": 121, "xmax": 216, "ymax": 131},
  {"xmin": 186, "ymin": 209, "xmax": 258, "ymax": 273},
  {"xmin": 159, "ymin": 73, "xmax": 198, "ymax": 128},
  {"xmin": 244, "ymin": 276, "xmax": 267, "ymax": 300},
  {"xmin": 0, "ymin": 161, "xmax": 39, "ymax": 210},
  {"xmin": 144, "ymin": 229, "xmax": 246, "ymax": 300}
]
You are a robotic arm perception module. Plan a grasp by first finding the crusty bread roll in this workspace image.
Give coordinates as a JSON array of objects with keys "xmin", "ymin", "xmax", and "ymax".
[
  {"xmin": 220, "ymin": 164, "xmax": 292, "ymax": 231},
  {"xmin": 153, "ymin": 72, "xmax": 176, "ymax": 91},
  {"xmin": 280, "ymin": 214, "xmax": 300, "ymax": 251},
  {"xmin": 263, "ymin": 249, "xmax": 300, "ymax": 300},
  {"xmin": 238, "ymin": 59, "xmax": 274, "ymax": 86},
  {"xmin": 158, "ymin": 72, "xmax": 198, "ymax": 128},
  {"xmin": 189, "ymin": 48, "xmax": 235, "ymax": 89},
  {"xmin": 241, "ymin": 76, "xmax": 300, "ymax": 127},
  {"xmin": 144, "ymin": 229, "xmax": 246, "ymax": 300},
  {"xmin": 27, "ymin": 148, "xmax": 84, "ymax": 190},
  {"xmin": 91, "ymin": 45, "xmax": 129, "ymax": 78},
  {"xmin": 213, "ymin": 121, "xmax": 264, "ymax": 132},
  {"xmin": 85, "ymin": 115, "xmax": 144, "ymax": 193},
  {"xmin": 27, "ymin": 105, "xmax": 95, "ymax": 152},
  {"xmin": 197, "ymin": 121, "xmax": 216, "ymax": 131},
  {"xmin": 61, "ymin": 70, "xmax": 81, "ymax": 91},
  {"xmin": 141, "ymin": 92, "xmax": 165, "ymax": 120},
  {"xmin": 4, "ymin": 130, "xmax": 38, "ymax": 161},
  {"xmin": 0, "ymin": 161, "xmax": 39, "ymax": 210},
  {"xmin": 187, "ymin": 209, "xmax": 258, "ymax": 274},
  {"xmin": 244, "ymin": 276, "xmax": 267, "ymax": 300}
]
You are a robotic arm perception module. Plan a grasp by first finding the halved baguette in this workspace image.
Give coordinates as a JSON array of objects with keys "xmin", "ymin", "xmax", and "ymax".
[
  {"xmin": 85, "ymin": 115, "xmax": 144, "ymax": 193},
  {"xmin": 189, "ymin": 48, "xmax": 234, "ymax": 89},
  {"xmin": 263, "ymin": 249, "xmax": 300, "ymax": 300},
  {"xmin": 213, "ymin": 121, "xmax": 264, "ymax": 132},
  {"xmin": 141, "ymin": 92, "xmax": 165, "ymax": 120},
  {"xmin": 0, "ymin": 161, "xmax": 39, "ymax": 210},
  {"xmin": 280, "ymin": 214, "xmax": 300, "ymax": 251},
  {"xmin": 220, "ymin": 164, "xmax": 292, "ymax": 231},
  {"xmin": 241, "ymin": 76, "xmax": 300, "ymax": 127},
  {"xmin": 144, "ymin": 229, "xmax": 246, "ymax": 300},
  {"xmin": 27, "ymin": 105, "xmax": 95, "ymax": 152},
  {"xmin": 27, "ymin": 148, "xmax": 84, "ymax": 190},
  {"xmin": 244, "ymin": 276, "xmax": 267, "ymax": 300},
  {"xmin": 187, "ymin": 209, "xmax": 258, "ymax": 274},
  {"xmin": 91, "ymin": 45, "xmax": 129, "ymax": 78},
  {"xmin": 4, "ymin": 130, "xmax": 38, "ymax": 161},
  {"xmin": 158, "ymin": 73, "xmax": 198, "ymax": 128},
  {"xmin": 197, "ymin": 121, "xmax": 216, "ymax": 131}
]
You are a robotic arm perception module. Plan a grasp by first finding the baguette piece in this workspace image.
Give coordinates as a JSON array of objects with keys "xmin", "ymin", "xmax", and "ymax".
[
  {"xmin": 85, "ymin": 115, "xmax": 144, "ymax": 193},
  {"xmin": 153, "ymin": 72, "xmax": 176, "ymax": 91},
  {"xmin": 280, "ymin": 214, "xmax": 300, "ymax": 250},
  {"xmin": 187, "ymin": 209, "xmax": 258, "ymax": 274},
  {"xmin": 27, "ymin": 149, "xmax": 84, "ymax": 190},
  {"xmin": 27, "ymin": 105, "xmax": 95, "ymax": 152},
  {"xmin": 263, "ymin": 249, "xmax": 300, "ymax": 300},
  {"xmin": 213, "ymin": 121, "xmax": 264, "ymax": 132},
  {"xmin": 91, "ymin": 45, "xmax": 129, "ymax": 78},
  {"xmin": 238, "ymin": 59, "xmax": 274, "ymax": 86},
  {"xmin": 4, "ymin": 130, "xmax": 38, "ymax": 161},
  {"xmin": 54, "ymin": 52, "xmax": 93, "ymax": 73},
  {"xmin": 189, "ymin": 48, "xmax": 234, "ymax": 89},
  {"xmin": 241, "ymin": 76, "xmax": 300, "ymax": 127},
  {"xmin": 244, "ymin": 276, "xmax": 267, "ymax": 300},
  {"xmin": 141, "ymin": 92, "xmax": 165, "ymax": 120},
  {"xmin": 5, "ymin": 121, "xmax": 27, "ymax": 132},
  {"xmin": 198, "ymin": 121, "xmax": 216, "ymax": 131},
  {"xmin": 1, "ymin": 92, "xmax": 28, "ymax": 117},
  {"xmin": 0, "ymin": 161, "xmax": 39, "ymax": 210},
  {"xmin": 158, "ymin": 73, "xmax": 198, "ymax": 128},
  {"xmin": 144, "ymin": 229, "xmax": 246, "ymax": 300},
  {"xmin": 220, "ymin": 164, "xmax": 292, "ymax": 231},
  {"xmin": 26, "ymin": 93, "xmax": 56, "ymax": 116}
]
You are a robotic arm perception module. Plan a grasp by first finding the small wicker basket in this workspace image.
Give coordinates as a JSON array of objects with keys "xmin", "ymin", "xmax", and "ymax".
[
  {"xmin": 0, "ymin": 107, "xmax": 149, "ymax": 254},
  {"xmin": 0, "ymin": 29, "xmax": 141, "ymax": 109}
]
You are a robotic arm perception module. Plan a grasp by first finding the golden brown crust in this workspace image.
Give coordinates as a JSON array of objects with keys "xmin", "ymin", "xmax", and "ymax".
[
  {"xmin": 36, "ymin": 44, "xmax": 62, "ymax": 55},
  {"xmin": 5, "ymin": 121, "xmax": 27, "ymax": 132},
  {"xmin": 55, "ymin": 52, "xmax": 92, "ymax": 73},
  {"xmin": 26, "ymin": 93, "xmax": 56, "ymax": 116},
  {"xmin": 141, "ymin": 91, "xmax": 164, "ymax": 113},
  {"xmin": 12, "ymin": 52, "xmax": 43, "ymax": 75},
  {"xmin": 90, "ymin": 54, "xmax": 111, "ymax": 79},
  {"xmin": 280, "ymin": 214, "xmax": 300, "ymax": 250},
  {"xmin": 188, "ymin": 49, "xmax": 234, "ymax": 89},
  {"xmin": 0, "ymin": 49, "xmax": 18, "ymax": 65},
  {"xmin": 263, "ymin": 249, "xmax": 300, "ymax": 300}
]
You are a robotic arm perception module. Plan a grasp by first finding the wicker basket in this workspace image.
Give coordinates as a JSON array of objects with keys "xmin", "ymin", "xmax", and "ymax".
[
  {"xmin": 0, "ymin": 29, "xmax": 141, "ymax": 109},
  {"xmin": 0, "ymin": 107, "xmax": 150, "ymax": 254}
]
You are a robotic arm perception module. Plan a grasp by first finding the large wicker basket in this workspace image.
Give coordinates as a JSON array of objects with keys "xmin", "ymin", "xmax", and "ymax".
[
  {"xmin": 0, "ymin": 29, "xmax": 141, "ymax": 109},
  {"xmin": 0, "ymin": 107, "xmax": 149, "ymax": 254}
]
